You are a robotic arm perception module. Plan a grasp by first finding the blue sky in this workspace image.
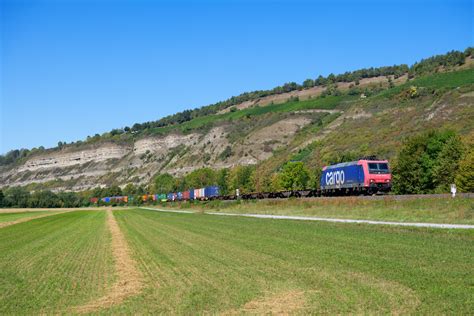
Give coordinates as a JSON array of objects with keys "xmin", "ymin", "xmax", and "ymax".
[{"xmin": 1, "ymin": 0, "xmax": 472, "ymax": 154}]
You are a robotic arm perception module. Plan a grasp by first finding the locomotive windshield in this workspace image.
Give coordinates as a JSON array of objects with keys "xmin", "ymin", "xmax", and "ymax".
[{"xmin": 368, "ymin": 163, "xmax": 390, "ymax": 174}]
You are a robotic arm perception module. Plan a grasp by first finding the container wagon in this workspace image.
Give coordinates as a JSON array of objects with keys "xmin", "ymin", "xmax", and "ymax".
[
  {"xmin": 194, "ymin": 189, "xmax": 201, "ymax": 200},
  {"xmin": 183, "ymin": 190, "xmax": 190, "ymax": 200},
  {"xmin": 204, "ymin": 186, "xmax": 220, "ymax": 199},
  {"xmin": 157, "ymin": 193, "xmax": 167, "ymax": 202}
]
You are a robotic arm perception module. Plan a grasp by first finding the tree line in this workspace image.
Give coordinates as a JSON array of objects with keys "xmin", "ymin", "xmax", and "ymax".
[{"xmin": 1, "ymin": 129, "xmax": 472, "ymax": 208}]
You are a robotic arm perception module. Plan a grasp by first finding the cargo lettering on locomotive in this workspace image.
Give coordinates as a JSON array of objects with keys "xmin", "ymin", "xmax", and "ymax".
[{"xmin": 325, "ymin": 170, "xmax": 345, "ymax": 186}]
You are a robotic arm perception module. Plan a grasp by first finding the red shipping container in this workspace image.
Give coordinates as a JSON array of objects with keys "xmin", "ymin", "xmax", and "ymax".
[{"xmin": 183, "ymin": 191, "xmax": 190, "ymax": 200}]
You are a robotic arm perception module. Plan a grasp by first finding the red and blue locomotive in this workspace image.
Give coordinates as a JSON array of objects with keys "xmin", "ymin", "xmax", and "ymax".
[{"xmin": 320, "ymin": 158, "xmax": 391, "ymax": 195}]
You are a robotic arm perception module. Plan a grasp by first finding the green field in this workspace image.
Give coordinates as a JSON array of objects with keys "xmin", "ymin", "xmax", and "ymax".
[
  {"xmin": 0, "ymin": 208, "xmax": 472, "ymax": 314},
  {"xmin": 0, "ymin": 211, "xmax": 114, "ymax": 314},
  {"xmin": 164, "ymin": 197, "xmax": 474, "ymax": 224},
  {"xmin": 0, "ymin": 211, "xmax": 55, "ymax": 223}
]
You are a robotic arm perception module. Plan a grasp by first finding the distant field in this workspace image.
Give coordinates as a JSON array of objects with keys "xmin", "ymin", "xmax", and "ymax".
[
  {"xmin": 0, "ymin": 211, "xmax": 55, "ymax": 223},
  {"xmin": 0, "ymin": 208, "xmax": 472, "ymax": 314},
  {"xmin": 161, "ymin": 196, "xmax": 474, "ymax": 224}
]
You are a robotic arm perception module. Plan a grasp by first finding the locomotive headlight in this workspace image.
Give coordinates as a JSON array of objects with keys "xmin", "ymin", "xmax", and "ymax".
[{"xmin": 370, "ymin": 179, "xmax": 374, "ymax": 183}]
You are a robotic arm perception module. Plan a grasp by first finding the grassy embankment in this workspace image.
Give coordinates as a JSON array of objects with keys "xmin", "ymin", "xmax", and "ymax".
[
  {"xmin": 109, "ymin": 208, "xmax": 473, "ymax": 314},
  {"xmin": 156, "ymin": 196, "xmax": 474, "ymax": 224},
  {"xmin": 0, "ymin": 211, "xmax": 114, "ymax": 314}
]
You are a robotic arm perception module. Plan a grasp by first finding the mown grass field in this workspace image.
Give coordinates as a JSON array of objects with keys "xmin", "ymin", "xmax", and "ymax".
[
  {"xmin": 0, "ymin": 208, "xmax": 472, "ymax": 314},
  {"xmin": 0, "ymin": 211, "xmax": 114, "ymax": 314},
  {"xmin": 164, "ymin": 196, "xmax": 474, "ymax": 224},
  {"xmin": 0, "ymin": 210, "xmax": 56, "ymax": 223}
]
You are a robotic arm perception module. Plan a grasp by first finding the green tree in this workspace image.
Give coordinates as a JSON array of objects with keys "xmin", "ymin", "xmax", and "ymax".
[
  {"xmin": 393, "ymin": 130, "xmax": 460, "ymax": 194},
  {"xmin": 228, "ymin": 165, "xmax": 255, "ymax": 194},
  {"xmin": 251, "ymin": 165, "xmax": 272, "ymax": 193},
  {"xmin": 122, "ymin": 183, "xmax": 137, "ymax": 196},
  {"xmin": 278, "ymin": 162, "xmax": 310, "ymax": 190},
  {"xmin": 185, "ymin": 168, "xmax": 216, "ymax": 188},
  {"xmin": 270, "ymin": 173, "xmax": 284, "ymax": 192},
  {"xmin": 432, "ymin": 135, "xmax": 464, "ymax": 192},
  {"xmin": 4, "ymin": 187, "xmax": 30, "ymax": 208},
  {"xmin": 216, "ymin": 169, "xmax": 230, "ymax": 195},
  {"xmin": 29, "ymin": 191, "xmax": 61, "ymax": 208},
  {"xmin": 91, "ymin": 187, "xmax": 103, "ymax": 199},
  {"xmin": 303, "ymin": 78, "xmax": 315, "ymax": 88},
  {"xmin": 327, "ymin": 73, "xmax": 336, "ymax": 83},
  {"xmin": 135, "ymin": 185, "xmax": 146, "ymax": 195},
  {"xmin": 174, "ymin": 177, "xmax": 187, "ymax": 192},
  {"xmin": 103, "ymin": 185, "xmax": 122, "ymax": 197},
  {"xmin": 455, "ymin": 149, "xmax": 474, "ymax": 192},
  {"xmin": 0, "ymin": 190, "xmax": 4, "ymax": 207},
  {"xmin": 57, "ymin": 192, "xmax": 81, "ymax": 208},
  {"xmin": 153, "ymin": 174, "xmax": 175, "ymax": 193},
  {"xmin": 309, "ymin": 167, "xmax": 322, "ymax": 189}
]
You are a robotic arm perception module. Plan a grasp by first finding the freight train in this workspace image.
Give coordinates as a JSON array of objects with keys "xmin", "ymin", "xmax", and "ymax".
[{"xmin": 91, "ymin": 158, "xmax": 391, "ymax": 204}]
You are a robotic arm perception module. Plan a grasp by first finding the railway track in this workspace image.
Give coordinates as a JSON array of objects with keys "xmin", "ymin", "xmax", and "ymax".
[{"xmin": 216, "ymin": 192, "xmax": 474, "ymax": 203}]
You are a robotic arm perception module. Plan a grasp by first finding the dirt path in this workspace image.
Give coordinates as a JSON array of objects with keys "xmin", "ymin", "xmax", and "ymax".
[
  {"xmin": 73, "ymin": 209, "xmax": 143, "ymax": 313},
  {"xmin": 0, "ymin": 211, "xmax": 70, "ymax": 228}
]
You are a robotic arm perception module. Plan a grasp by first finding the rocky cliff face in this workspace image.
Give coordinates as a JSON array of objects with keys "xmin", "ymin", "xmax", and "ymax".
[
  {"xmin": 0, "ymin": 113, "xmax": 318, "ymax": 191},
  {"xmin": 17, "ymin": 145, "xmax": 129, "ymax": 172}
]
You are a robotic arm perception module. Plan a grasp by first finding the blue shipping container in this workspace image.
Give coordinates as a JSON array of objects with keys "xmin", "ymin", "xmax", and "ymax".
[
  {"xmin": 189, "ymin": 189, "xmax": 195, "ymax": 200},
  {"xmin": 204, "ymin": 186, "xmax": 219, "ymax": 198},
  {"xmin": 320, "ymin": 162, "xmax": 364, "ymax": 190},
  {"xmin": 167, "ymin": 193, "xmax": 174, "ymax": 201},
  {"xmin": 177, "ymin": 192, "xmax": 183, "ymax": 200}
]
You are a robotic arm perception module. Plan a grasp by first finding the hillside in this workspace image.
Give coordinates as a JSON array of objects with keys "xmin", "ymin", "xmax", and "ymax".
[{"xmin": 1, "ymin": 50, "xmax": 473, "ymax": 192}]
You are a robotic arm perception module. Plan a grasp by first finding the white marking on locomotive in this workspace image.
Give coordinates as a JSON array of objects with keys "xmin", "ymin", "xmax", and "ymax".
[{"xmin": 325, "ymin": 170, "xmax": 345, "ymax": 186}]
